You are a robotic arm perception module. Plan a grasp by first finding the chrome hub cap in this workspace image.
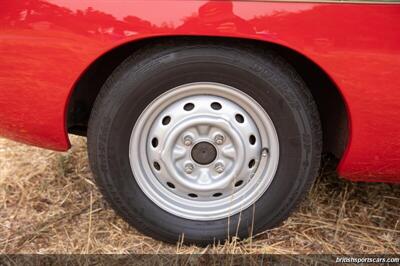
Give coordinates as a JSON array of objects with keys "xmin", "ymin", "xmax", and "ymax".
[{"xmin": 129, "ymin": 82, "xmax": 279, "ymax": 220}]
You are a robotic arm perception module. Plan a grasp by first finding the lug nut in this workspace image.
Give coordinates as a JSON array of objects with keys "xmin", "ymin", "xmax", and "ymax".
[
  {"xmin": 215, "ymin": 162, "xmax": 224, "ymax": 173},
  {"xmin": 185, "ymin": 163, "xmax": 194, "ymax": 174},
  {"xmin": 214, "ymin": 134, "xmax": 225, "ymax": 145},
  {"xmin": 183, "ymin": 135, "xmax": 193, "ymax": 146}
]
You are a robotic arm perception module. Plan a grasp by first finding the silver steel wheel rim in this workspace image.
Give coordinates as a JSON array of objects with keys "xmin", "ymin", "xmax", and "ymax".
[{"xmin": 129, "ymin": 82, "xmax": 279, "ymax": 220}]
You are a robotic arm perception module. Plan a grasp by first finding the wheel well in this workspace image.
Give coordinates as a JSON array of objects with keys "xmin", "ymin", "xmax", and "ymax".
[{"xmin": 67, "ymin": 36, "xmax": 349, "ymax": 160}]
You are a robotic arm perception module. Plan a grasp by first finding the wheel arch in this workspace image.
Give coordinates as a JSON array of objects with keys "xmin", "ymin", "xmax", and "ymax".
[{"xmin": 66, "ymin": 35, "xmax": 349, "ymax": 163}]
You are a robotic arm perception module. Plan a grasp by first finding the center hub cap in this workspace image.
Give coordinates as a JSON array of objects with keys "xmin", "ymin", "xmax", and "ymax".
[{"xmin": 191, "ymin": 142, "xmax": 217, "ymax": 165}]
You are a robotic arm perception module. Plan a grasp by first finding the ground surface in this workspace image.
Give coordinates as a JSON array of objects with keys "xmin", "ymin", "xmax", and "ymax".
[{"xmin": 0, "ymin": 136, "xmax": 398, "ymax": 254}]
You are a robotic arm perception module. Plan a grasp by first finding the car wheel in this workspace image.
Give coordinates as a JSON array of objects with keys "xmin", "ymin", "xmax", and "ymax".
[{"xmin": 87, "ymin": 42, "xmax": 322, "ymax": 245}]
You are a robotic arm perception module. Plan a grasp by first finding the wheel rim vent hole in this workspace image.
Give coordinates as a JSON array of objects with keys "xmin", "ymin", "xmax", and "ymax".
[
  {"xmin": 162, "ymin": 116, "xmax": 171, "ymax": 125},
  {"xmin": 211, "ymin": 102, "xmax": 222, "ymax": 110},
  {"xmin": 235, "ymin": 180, "xmax": 244, "ymax": 187},
  {"xmin": 248, "ymin": 159, "xmax": 255, "ymax": 168},
  {"xmin": 249, "ymin": 135, "xmax": 256, "ymax": 145},
  {"xmin": 235, "ymin": 114, "xmax": 244, "ymax": 123},
  {"xmin": 188, "ymin": 193, "xmax": 198, "ymax": 198},
  {"xmin": 153, "ymin": 162, "xmax": 161, "ymax": 171},
  {"xmin": 213, "ymin": 192, "xmax": 223, "ymax": 197},
  {"xmin": 151, "ymin": 138, "xmax": 158, "ymax": 148},
  {"xmin": 184, "ymin": 103, "xmax": 195, "ymax": 111},
  {"xmin": 166, "ymin": 182, "xmax": 175, "ymax": 189}
]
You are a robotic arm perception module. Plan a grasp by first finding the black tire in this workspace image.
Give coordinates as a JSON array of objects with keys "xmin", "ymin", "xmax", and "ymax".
[{"xmin": 87, "ymin": 41, "xmax": 322, "ymax": 245}]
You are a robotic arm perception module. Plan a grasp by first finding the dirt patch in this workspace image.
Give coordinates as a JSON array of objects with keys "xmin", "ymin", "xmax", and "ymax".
[{"xmin": 0, "ymin": 136, "xmax": 398, "ymax": 254}]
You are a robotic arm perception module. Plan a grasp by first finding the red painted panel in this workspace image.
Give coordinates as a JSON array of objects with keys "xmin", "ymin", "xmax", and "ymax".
[{"xmin": 0, "ymin": 1, "xmax": 399, "ymax": 182}]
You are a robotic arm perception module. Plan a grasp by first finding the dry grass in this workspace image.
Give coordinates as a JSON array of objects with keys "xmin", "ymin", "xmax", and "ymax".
[{"xmin": 0, "ymin": 136, "xmax": 398, "ymax": 254}]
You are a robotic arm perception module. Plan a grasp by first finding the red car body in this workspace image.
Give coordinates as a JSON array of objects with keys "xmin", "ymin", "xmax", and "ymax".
[{"xmin": 0, "ymin": 1, "xmax": 399, "ymax": 183}]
